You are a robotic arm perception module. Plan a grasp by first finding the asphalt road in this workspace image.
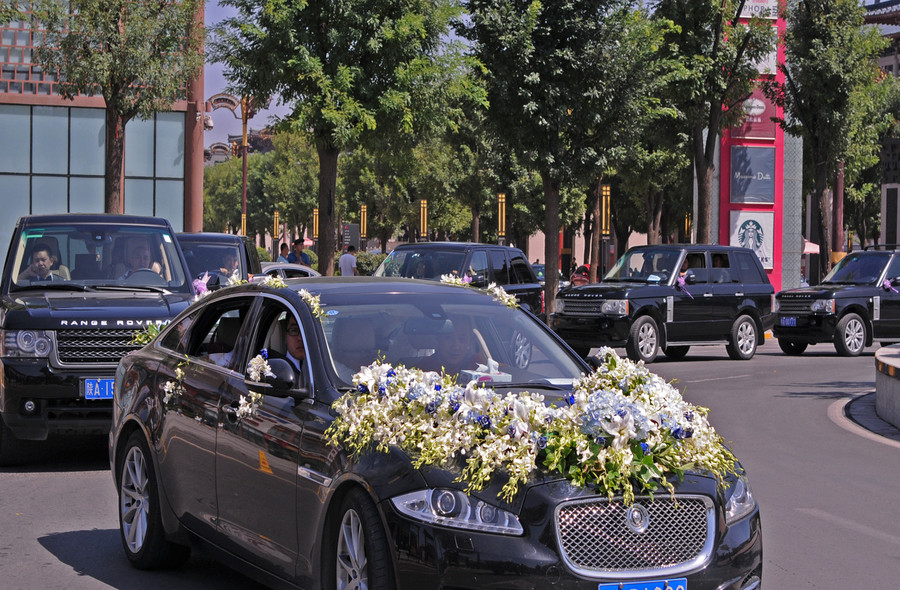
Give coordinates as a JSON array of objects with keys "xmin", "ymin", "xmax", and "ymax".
[{"xmin": 0, "ymin": 341, "xmax": 896, "ymax": 588}]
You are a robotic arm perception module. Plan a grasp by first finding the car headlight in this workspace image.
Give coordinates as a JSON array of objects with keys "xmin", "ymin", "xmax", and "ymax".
[
  {"xmin": 724, "ymin": 476, "xmax": 756, "ymax": 524},
  {"xmin": 601, "ymin": 299, "xmax": 628, "ymax": 315},
  {"xmin": 810, "ymin": 299, "xmax": 835, "ymax": 313},
  {"xmin": 552, "ymin": 298, "xmax": 566, "ymax": 314},
  {"xmin": 391, "ymin": 489, "xmax": 524, "ymax": 536},
  {"xmin": 1, "ymin": 330, "xmax": 54, "ymax": 358}
]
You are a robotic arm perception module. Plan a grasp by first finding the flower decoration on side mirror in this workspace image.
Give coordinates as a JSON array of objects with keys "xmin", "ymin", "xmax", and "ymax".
[
  {"xmin": 675, "ymin": 276, "xmax": 694, "ymax": 299},
  {"xmin": 883, "ymin": 279, "xmax": 898, "ymax": 293}
]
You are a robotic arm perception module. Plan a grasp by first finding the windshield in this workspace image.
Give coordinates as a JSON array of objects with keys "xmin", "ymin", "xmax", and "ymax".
[
  {"xmin": 822, "ymin": 252, "xmax": 890, "ymax": 285},
  {"xmin": 6, "ymin": 224, "xmax": 190, "ymax": 292},
  {"xmin": 604, "ymin": 247, "xmax": 682, "ymax": 284},
  {"xmin": 319, "ymin": 292, "xmax": 585, "ymax": 388},
  {"xmin": 374, "ymin": 249, "xmax": 467, "ymax": 280},
  {"xmin": 181, "ymin": 242, "xmax": 243, "ymax": 280}
]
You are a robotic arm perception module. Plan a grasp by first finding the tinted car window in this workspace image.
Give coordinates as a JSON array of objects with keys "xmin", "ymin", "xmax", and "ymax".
[
  {"xmin": 887, "ymin": 255, "xmax": 900, "ymax": 280},
  {"xmin": 320, "ymin": 292, "xmax": 582, "ymax": 386},
  {"xmin": 469, "ymin": 250, "xmax": 488, "ymax": 282},
  {"xmin": 186, "ymin": 299, "xmax": 254, "ymax": 368},
  {"xmin": 490, "ymin": 250, "xmax": 510, "ymax": 284},
  {"xmin": 733, "ymin": 250, "xmax": 767, "ymax": 284},
  {"xmin": 510, "ymin": 254, "xmax": 535, "ymax": 284}
]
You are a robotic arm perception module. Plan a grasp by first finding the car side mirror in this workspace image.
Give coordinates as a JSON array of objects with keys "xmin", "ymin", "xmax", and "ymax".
[{"xmin": 469, "ymin": 274, "xmax": 487, "ymax": 287}]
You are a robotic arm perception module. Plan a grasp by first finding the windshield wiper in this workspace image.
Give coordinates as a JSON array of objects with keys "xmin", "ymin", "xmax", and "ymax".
[
  {"xmin": 91, "ymin": 284, "xmax": 171, "ymax": 294},
  {"xmin": 11, "ymin": 283, "xmax": 92, "ymax": 292}
]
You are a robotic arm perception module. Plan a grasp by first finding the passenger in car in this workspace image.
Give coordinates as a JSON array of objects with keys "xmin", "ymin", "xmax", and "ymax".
[
  {"xmin": 18, "ymin": 243, "xmax": 63, "ymax": 282},
  {"xmin": 120, "ymin": 241, "xmax": 163, "ymax": 279},
  {"xmin": 411, "ymin": 318, "xmax": 487, "ymax": 376}
]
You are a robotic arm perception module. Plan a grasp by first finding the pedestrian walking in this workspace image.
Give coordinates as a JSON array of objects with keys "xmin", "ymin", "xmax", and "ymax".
[{"xmin": 339, "ymin": 245, "xmax": 359, "ymax": 276}]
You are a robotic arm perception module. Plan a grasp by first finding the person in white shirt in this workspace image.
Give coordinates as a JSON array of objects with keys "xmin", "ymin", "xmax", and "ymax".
[{"xmin": 339, "ymin": 245, "xmax": 359, "ymax": 276}]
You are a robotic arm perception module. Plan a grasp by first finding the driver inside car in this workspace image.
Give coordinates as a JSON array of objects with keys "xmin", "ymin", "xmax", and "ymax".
[{"xmin": 120, "ymin": 243, "xmax": 162, "ymax": 279}]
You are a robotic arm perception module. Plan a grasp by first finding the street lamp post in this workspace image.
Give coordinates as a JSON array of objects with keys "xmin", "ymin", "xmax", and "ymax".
[
  {"xmin": 360, "ymin": 204, "xmax": 367, "ymax": 251},
  {"xmin": 498, "ymin": 193, "xmax": 506, "ymax": 245}
]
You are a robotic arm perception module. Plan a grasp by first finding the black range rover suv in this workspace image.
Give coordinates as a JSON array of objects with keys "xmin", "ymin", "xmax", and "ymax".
[
  {"xmin": 774, "ymin": 246, "xmax": 900, "ymax": 356},
  {"xmin": 374, "ymin": 242, "xmax": 544, "ymax": 318},
  {"xmin": 550, "ymin": 245, "xmax": 775, "ymax": 363},
  {"xmin": 0, "ymin": 214, "xmax": 194, "ymax": 464}
]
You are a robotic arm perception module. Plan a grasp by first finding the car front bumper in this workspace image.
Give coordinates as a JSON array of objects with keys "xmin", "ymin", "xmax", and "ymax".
[
  {"xmin": 549, "ymin": 315, "xmax": 631, "ymax": 349},
  {"xmin": 0, "ymin": 358, "xmax": 112, "ymax": 440},
  {"xmin": 383, "ymin": 481, "xmax": 763, "ymax": 590},
  {"xmin": 772, "ymin": 313, "xmax": 838, "ymax": 344}
]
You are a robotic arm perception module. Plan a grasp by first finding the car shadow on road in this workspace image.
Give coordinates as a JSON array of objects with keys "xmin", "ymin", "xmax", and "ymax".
[
  {"xmin": 775, "ymin": 380, "xmax": 874, "ymax": 400},
  {"xmin": 0, "ymin": 435, "xmax": 109, "ymax": 474},
  {"xmin": 38, "ymin": 529, "xmax": 267, "ymax": 589}
]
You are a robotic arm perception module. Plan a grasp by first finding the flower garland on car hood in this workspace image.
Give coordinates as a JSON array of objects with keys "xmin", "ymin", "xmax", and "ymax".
[{"xmin": 326, "ymin": 348, "xmax": 737, "ymax": 504}]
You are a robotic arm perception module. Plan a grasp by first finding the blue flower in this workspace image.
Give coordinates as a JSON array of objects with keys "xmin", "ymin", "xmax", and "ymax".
[
  {"xmin": 537, "ymin": 435, "xmax": 548, "ymax": 449},
  {"xmin": 450, "ymin": 401, "xmax": 461, "ymax": 413},
  {"xmin": 640, "ymin": 442, "xmax": 649, "ymax": 454},
  {"xmin": 478, "ymin": 415, "xmax": 492, "ymax": 429},
  {"xmin": 507, "ymin": 424, "xmax": 517, "ymax": 437},
  {"xmin": 566, "ymin": 394, "xmax": 575, "ymax": 406},
  {"xmin": 260, "ymin": 349, "xmax": 268, "ymax": 359},
  {"xmin": 672, "ymin": 426, "xmax": 693, "ymax": 440},
  {"xmin": 425, "ymin": 400, "xmax": 438, "ymax": 414},
  {"xmin": 387, "ymin": 369, "xmax": 396, "ymax": 378},
  {"xmin": 356, "ymin": 384, "xmax": 369, "ymax": 394},
  {"xmin": 684, "ymin": 411, "xmax": 694, "ymax": 421},
  {"xmin": 378, "ymin": 386, "xmax": 386, "ymax": 397},
  {"xmin": 434, "ymin": 384, "xmax": 441, "ymax": 391}
]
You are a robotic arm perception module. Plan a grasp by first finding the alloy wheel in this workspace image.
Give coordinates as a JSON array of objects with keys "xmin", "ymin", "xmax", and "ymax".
[
  {"xmin": 336, "ymin": 508, "xmax": 368, "ymax": 590},
  {"xmin": 120, "ymin": 445, "xmax": 150, "ymax": 554}
]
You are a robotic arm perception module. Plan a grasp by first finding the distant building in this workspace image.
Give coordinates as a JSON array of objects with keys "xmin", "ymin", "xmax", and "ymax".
[{"xmin": 0, "ymin": 6, "xmax": 206, "ymax": 255}]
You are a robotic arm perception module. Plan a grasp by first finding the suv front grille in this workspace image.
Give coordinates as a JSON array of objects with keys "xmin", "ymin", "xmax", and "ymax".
[
  {"xmin": 555, "ymin": 496, "xmax": 712, "ymax": 577},
  {"xmin": 778, "ymin": 299, "xmax": 813, "ymax": 314},
  {"xmin": 561, "ymin": 299, "xmax": 606, "ymax": 315},
  {"xmin": 57, "ymin": 329, "xmax": 142, "ymax": 365}
]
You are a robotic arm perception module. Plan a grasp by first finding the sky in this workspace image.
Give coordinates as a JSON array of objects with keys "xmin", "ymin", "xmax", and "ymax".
[{"xmin": 203, "ymin": 2, "xmax": 288, "ymax": 147}]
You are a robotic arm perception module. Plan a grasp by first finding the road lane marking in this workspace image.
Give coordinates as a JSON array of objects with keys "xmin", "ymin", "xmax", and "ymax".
[{"xmin": 682, "ymin": 374, "xmax": 752, "ymax": 384}]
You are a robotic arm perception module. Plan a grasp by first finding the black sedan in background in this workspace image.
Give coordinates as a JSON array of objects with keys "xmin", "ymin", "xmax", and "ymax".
[{"xmin": 109, "ymin": 277, "xmax": 761, "ymax": 590}]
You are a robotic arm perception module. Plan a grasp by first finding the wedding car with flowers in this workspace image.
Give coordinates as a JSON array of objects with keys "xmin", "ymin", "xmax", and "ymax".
[{"xmin": 110, "ymin": 276, "xmax": 762, "ymax": 590}]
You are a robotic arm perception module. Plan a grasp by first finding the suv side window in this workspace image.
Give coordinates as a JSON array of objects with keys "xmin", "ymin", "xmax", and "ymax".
[
  {"xmin": 510, "ymin": 254, "xmax": 536, "ymax": 284},
  {"xmin": 489, "ymin": 250, "xmax": 511, "ymax": 285},
  {"xmin": 710, "ymin": 252, "xmax": 738, "ymax": 284},
  {"xmin": 733, "ymin": 250, "xmax": 766, "ymax": 284},
  {"xmin": 469, "ymin": 250, "xmax": 489, "ymax": 284}
]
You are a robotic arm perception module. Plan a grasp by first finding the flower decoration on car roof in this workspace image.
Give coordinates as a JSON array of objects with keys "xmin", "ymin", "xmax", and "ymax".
[
  {"xmin": 326, "ymin": 348, "xmax": 737, "ymax": 504},
  {"xmin": 299, "ymin": 288, "xmax": 325, "ymax": 320},
  {"xmin": 260, "ymin": 275, "xmax": 288, "ymax": 289},
  {"xmin": 440, "ymin": 274, "xmax": 518, "ymax": 309}
]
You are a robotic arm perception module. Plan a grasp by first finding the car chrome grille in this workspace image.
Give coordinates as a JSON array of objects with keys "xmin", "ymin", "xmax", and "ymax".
[
  {"xmin": 561, "ymin": 299, "xmax": 606, "ymax": 315},
  {"xmin": 57, "ymin": 329, "xmax": 141, "ymax": 365},
  {"xmin": 555, "ymin": 495, "xmax": 713, "ymax": 577},
  {"xmin": 778, "ymin": 300, "xmax": 812, "ymax": 314}
]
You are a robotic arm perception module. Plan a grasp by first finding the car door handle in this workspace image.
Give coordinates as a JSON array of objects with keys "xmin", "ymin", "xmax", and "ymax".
[
  {"xmin": 735, "ymin": 292, "xmax": 744, "ymax": 297},
  {"xmin": 703, "ymin": 293, "xmax": 713, "ymax": 297}
]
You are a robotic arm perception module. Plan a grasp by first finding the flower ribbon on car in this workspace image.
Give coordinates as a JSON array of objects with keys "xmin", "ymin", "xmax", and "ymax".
[{"xmin": 326, "ymin": 348, "xmax": 737, "ymax": 504}]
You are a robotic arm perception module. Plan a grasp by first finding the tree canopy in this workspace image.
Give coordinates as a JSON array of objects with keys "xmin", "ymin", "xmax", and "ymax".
[{"xmin": 29, "ymin": 0, "xmax": 204, "ymax": 213}]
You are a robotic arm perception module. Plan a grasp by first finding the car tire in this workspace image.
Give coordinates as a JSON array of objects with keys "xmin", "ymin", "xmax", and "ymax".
[
  {"xmin": 117, "ymin": 431, "xmax": 190, "ymax": 570},
  {"xmin": 663, "ymin": 345, "xmax": 690, "ymax": 360},
  {"xmin": 834, "ymin": 313, "xmax": 866, "ymax": 356},
  {"xmin": 778, "ymin": 339, "xmax": 808, "ymax": 355},
  {"xmin": 626, "ymin": 316, "xmax": 659, "ymax": 364},
  {"xmin": 327, "ymin": 488, "xmax": 394, "ymax": 590},
  {"xmin": 726, "ymin": 315, "xmax": 758, "ymax": 360}
]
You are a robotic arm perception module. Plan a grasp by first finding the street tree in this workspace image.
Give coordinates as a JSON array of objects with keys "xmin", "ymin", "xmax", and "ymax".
[
  {"xmin": 652, "ymin": 0, "xmax": 776, "ymax": 243},
  {"xmin": 28, "ymin": 0, "xmax": 204, "ymax": 213},
  {"xmin": 763, "ymin": 0, "xmax": 889, "ymax": 276},
  {"xmin": 462, "ymin": 0, "xmax": 678, "ymax": 309},
  {"xmin": 203, "ymin": 156, "xmax": 244, "ymax": 233},
  {"xmin": 210, "ymin": 0, "xmax": 483, "ymax": 274},
  {"xmin": 259, "ymin": 132, "xmax": 320, "ymax": 243}
]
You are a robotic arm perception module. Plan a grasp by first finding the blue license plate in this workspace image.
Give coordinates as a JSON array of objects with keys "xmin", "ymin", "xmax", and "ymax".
[
  {"xmin": 780, "ymin": 316, "xmax": 797, "ymax": 327},
  {"xmin": 598, "ymin": 580, "xmax": 686, "ymax": 590},
  {"xmin": 83, "ymin": 378, "xmax": 115, "ymax": 400}
]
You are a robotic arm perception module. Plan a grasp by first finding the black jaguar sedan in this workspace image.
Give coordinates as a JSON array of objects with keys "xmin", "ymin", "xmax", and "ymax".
[{"xmin": 109, "ymin": 277, "xmax": 762, "ymax": 590}]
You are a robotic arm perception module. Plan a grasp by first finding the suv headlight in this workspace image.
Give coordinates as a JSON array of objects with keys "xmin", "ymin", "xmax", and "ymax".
[
  {"xmin": 552, "ymin": 298, "xmax": 566, "ymax": 314},
  {"xmin": 810, "ymin": 299, "xmax": 835, "ymax": 313},
  {"xmin": 601, "ymin": 299, "xmax": 628, "ymax": 315},
  {"xmin": 391, "ymin": 489, "xmax": 524, "ymax": 536},
  {"xmin": 724, "ymin": 476, "xmax": 756, "ymax": 524},
  {"xmin": 1, "ymin": 330, "xmax": 54, "ymax": 358}
]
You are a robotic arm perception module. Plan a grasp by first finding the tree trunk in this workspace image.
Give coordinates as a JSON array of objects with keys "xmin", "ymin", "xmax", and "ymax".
[
  {"xmin": 814, "ymin": 156, "xmax": 831, "ymax": 279},
  {"xmin": 589, "ymin": 179, "xmax": 601, "ymax": 283},
  {"xmin": 471, "ymin": 202, "xmax": 480, "ymax": 242},
  {"xmin": 316, "ymin": 144, "xmax": 340, "ymax": 276},
  {"xmin": 646, "ymin": 189, "xmax": 664, "ymax": 245},
  {"xmin": 105, "ymin": 108, "xmax": 127, "ymax": 214},
  {"xmin": 832, "ymin": 162, "xmax": 844, "ymax": 254},
  {"xmin": 693, "ymin": 117, "xmax": 719, "ymax": 244},
  {"xmin": 541, "ymin": 173, "xmax": 561, "ymax": 322}
]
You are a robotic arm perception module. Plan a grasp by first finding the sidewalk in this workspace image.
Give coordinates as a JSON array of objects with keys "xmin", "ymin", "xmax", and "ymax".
[{"xmin": 842, "ymin": 393, "xmax": 900, "ymax": 446}]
